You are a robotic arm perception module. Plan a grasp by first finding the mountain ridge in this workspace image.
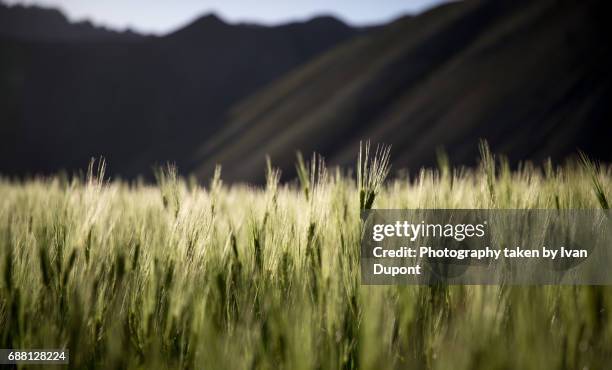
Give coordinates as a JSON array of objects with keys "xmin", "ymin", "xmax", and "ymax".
[
  {"xmin": 0, "ymin": 2, "xmax": 363, "ymax": 179},
  {"xmin": 192, "ymin": 0, "xmax": 612, "ymax": 183},
  {"xmin": 1, "ymin": 0, "xmax": 610, "ymax": 183},
  {"xmin": 0, "ymin": 3, "xmax": 145, "ymax": 41}
]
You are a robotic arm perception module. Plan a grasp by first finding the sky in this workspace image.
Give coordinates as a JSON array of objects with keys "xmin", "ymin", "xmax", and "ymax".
[{"xmin": 3, "ymin": 0, "xmax": 450, "ymax": 34}]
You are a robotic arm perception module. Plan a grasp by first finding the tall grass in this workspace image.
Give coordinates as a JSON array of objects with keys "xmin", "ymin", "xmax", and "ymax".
[{"xmin": 0, "ymin": 146, "xmax": 611, "ymax": 369}]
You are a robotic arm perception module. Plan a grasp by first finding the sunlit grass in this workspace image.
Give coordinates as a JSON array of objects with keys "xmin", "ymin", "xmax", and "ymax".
[{"xmin": 1, "ymin": 144, "xmax": 611, "ymax": 369}]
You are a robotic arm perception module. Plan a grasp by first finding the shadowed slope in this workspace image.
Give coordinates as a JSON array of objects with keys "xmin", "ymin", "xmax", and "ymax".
[
  {"xmin": 193, "ymin": 0, "xmax": 612, "ymax": 183},
  {"xmin": 0, "ymin": 3, "xmax": 360, "ymax": 178}
]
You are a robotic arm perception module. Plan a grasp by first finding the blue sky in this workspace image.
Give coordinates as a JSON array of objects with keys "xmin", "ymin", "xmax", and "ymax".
[{"xmin": 4, "ymin": 0, "xmax": 451, "ymax": 34}]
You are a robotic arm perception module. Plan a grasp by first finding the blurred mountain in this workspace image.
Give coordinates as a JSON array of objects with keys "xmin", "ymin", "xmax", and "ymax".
[
  {"xmin": 0, "ymin": 3, "xmax": 359, "ymax": 177},
  {"xmin": 193, "ymin": 0, "xmax": 612, "ymax": 182},
  {"xmin": 0, "ymin": 3, "xmax": 143, "ymax": 41},
  {"xmin": 2, "ymin": 0, "xmax": 611, "ymax": 183}
]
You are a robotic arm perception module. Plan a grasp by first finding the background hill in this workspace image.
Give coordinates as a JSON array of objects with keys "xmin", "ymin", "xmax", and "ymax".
[
  {"xmin": 194, "ymin": 0, "xmax": 612, "ymax": 182},
  {"xmin": 0, "ymin": 3, "xmax": 143, "ymax": 41},
  {"xmin": 1, "ymin": 0, "xmax": 611, "ymax": 182},
  {"xmin": 0, "ymin": 2, "xmax": 359, "ymax": 178}
]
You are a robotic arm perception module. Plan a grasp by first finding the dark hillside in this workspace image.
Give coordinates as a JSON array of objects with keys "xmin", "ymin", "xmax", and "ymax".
[
  {"xmin": 193, "ymin": 0, "xmax": 612, "ymax": 182},
  {"xmin": 0, "ymin": 3, "xmax": 360, "ymax": 178}
]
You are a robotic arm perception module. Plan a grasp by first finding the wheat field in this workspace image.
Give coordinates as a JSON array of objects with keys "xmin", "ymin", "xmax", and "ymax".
[{"xmin": 1, "ymin": 144, "xmax": 611, "ymax": 369}]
